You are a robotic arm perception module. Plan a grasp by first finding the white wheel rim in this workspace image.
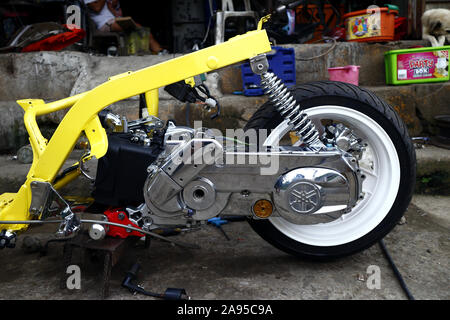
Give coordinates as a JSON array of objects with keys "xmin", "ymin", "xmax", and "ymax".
[{"xmin": 267, "ymin": 106, "xmax": 401, "ymax": 246}]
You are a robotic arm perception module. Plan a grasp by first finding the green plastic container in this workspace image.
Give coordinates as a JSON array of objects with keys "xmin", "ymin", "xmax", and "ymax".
[{"xmin": 385, "ymin": 46, "xmax": 449, "ymax": 85}]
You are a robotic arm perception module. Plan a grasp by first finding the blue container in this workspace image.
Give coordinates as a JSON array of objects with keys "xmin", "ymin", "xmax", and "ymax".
[{"xmin": 240, "ymin": 46, "xmax": 296, "ymax": 96}]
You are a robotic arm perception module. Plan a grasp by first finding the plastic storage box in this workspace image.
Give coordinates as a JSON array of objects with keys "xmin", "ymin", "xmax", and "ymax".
[
  {"xmin": 328, "ymin": 65, "xmax": 360, "ymax": 85},
  {"xmin": 343, "ymin": 7, "xmax": 397, "ymax": 42},
  {"xmin": 240, "ymin": 46, "xmax": 296, "ymax": 96},
  {"xmin": 385, "ymin": 46, "xmax": 450, "ymax": 85}
]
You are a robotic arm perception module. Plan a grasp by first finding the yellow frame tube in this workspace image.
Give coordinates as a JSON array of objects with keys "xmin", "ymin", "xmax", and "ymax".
[
  {"xmin": 36, "ymin": 29, "xmax": 271, "ymax": 181},
  {"xmin": 145, "ymin": 89, "xmax": 159, "ymax": 117},
  {"xmin": 0, "ymin": 29, "xmax": 271, "ymax": 232}
]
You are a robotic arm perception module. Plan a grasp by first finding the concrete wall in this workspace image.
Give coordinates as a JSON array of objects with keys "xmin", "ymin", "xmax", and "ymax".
[
  {"xmin": 426, "ymin": 2, "xmax": 450, "ymax": 10},
  {"xmin": 218, "ymin": 40, "xmax": 435, "ymax": 92},
  {"xmin": 0, "ymin": 51, "xmax": 222, "ymax": 152},
  {"xmin": 0, "ymin": 40, "xmax": 449, "ymax": 152}
]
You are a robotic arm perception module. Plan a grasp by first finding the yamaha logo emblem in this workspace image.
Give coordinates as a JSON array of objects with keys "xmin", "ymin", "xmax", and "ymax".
[{"xmin": 288, "ymin": 182, "xmax": 322, "ymax": 214}]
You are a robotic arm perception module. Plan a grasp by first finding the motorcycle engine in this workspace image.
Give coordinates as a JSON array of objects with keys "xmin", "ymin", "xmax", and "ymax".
[
  {"xmin": 92, "ymin": 116, "xmax": 166, "ymax": 207},
  {"xmin": 92, "ymin": 113, "xmax": 362, "ymax": 230}
]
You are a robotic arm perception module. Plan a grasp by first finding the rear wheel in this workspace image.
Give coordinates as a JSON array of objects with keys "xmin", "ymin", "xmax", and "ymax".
[{"xmin": 245, "ymin": 81, "xmax": 416, "ymax": 260}]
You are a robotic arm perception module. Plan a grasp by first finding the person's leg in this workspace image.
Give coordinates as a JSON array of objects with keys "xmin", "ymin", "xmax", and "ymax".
[
  {"xmin": 109, "ymin": 21, "xmax": 123, "ymax": 32},
  {"xmin": 98, "ymin": 18, "xmax": 123, "ymax": 32},
  {"xmin": 134, "ymin": 21, "xmax": 163, "ymax": 53},
  {"xmin": 149, "ymin": 32, "xmax": 162, "ymax": 53},
  {"xmin": 105, "ymin": 18, "xmax": 163, "ymax": 53}
]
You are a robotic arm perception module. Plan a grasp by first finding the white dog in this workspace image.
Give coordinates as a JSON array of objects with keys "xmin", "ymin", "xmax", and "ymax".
[{"xmin": 422, "ymin": 8, "xmax": 450, "ymax": 47}]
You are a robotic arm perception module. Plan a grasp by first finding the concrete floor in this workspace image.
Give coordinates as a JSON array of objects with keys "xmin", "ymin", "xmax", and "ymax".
[{"xmin": 0, "ymin": 195, "xmax": 448, "ymax": 300}]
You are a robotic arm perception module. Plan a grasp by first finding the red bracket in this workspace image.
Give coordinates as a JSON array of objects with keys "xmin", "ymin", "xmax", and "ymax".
[{"xmin": 104, "ymin": 208, "xmax": 144, "ymax": 239}]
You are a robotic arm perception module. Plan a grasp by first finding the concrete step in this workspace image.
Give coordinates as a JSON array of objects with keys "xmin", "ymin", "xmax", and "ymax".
[
  {"xmin": 38, "ymin": 79, "xmax": 450, "ymax": 136},
  {"xmin": 365, "ymin": 82, "xmax": 450, "ymax": 137},
  {"xmin": 1, "ymin": 42, "xmax": 448, "ymax": 152},
  {"xmin": 0, "ymin": 41, "xmax": 431, "ymax": 102},
  {"xmin": 415, "ymin": 145, "xmax": 450, "ymax": 195},
  {"xmin": 1, "ymin": 82, "xmax": 448, "ymax": 154},
  {"xmin": 217, "ymin": 40, "xmax": 435, "ymax": 91},
  {"xmin": 157, "ymin": 81, "xmax": 450, "ymax": 139}
]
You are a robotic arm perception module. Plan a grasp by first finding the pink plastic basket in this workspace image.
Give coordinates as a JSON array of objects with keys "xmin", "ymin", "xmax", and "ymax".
[{"xmin": 328, "ymin": 65, "xmax": 360, "ymax": 85}]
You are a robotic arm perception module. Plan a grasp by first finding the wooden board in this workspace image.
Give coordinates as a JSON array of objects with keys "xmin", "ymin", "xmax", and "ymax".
[{"xmin": 115, "ymin": 17, "xmax": 138, "ymax": 32}]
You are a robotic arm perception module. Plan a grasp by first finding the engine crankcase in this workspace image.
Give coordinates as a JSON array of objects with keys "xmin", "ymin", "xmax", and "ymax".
[{"xmin": 143, "ymin": 135, "xmax": 361, "ymax": 224}]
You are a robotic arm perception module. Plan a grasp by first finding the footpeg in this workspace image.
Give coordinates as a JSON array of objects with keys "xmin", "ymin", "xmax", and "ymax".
[{"xmin": 0, "ymin": 230, "xmax": 17, "ymax": 249}]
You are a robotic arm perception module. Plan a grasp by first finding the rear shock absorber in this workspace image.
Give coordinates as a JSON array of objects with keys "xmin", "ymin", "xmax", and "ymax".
[{"xmin": 249, "ymin": 55, "xmax": 324, "ymax": 150}]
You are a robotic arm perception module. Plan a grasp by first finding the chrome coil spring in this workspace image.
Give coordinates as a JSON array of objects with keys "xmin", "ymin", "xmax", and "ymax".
[{"xmin": 260, "ymin": 72, "xmax": 322, "ymax": 148}]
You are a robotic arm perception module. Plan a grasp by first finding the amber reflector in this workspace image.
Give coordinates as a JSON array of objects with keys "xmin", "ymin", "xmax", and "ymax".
[{"xmin": 253, "ymin": 199, "xmax": 273, "ymax": 218}]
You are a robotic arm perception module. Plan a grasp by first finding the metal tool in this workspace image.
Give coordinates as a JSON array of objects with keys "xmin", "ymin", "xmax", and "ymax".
[{"xmin": 208, "ymin": 217, "xmax": 230, "ymax": 241}]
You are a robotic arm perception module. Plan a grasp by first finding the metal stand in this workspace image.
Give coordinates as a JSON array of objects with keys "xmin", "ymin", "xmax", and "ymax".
[
  {"xmin": 214, "ymin": 0, "xmax": 258, "ymax": 44},
  {"xmin": 60, "ymin": 232, "xmax": 139, "ymax": 299}
]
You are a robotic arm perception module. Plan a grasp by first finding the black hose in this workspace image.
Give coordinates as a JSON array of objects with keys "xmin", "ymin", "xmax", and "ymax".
[
  {"xmin": 378, "ymin": 239, "xmax": 415, "ymax": 300},
  {"xmin": 122, "ymin": 263, "xmax": 189, "ymax": 300},
  {"xmin": 53, "ymin": 164, "xmax": 79, "ymax": 185},
  {"xmin": 122, "ymin": 263, "xmax": 163, "ymax": 298}
]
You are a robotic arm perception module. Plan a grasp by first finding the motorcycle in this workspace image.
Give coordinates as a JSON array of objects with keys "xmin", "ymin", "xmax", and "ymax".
[{"xmin": 0, "ymin": 1, "xmax": 415, "ymax": 260}]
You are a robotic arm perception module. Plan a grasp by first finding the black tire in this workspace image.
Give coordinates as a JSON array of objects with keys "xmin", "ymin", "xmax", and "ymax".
[{"xmin": 245, "ymin": 81, "xmax": 416, "ymax": 261}]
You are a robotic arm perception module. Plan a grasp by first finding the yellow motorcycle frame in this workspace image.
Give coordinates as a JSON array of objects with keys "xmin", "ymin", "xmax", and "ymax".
[{"xmin": 0, "ymin": 26, "xmax": 272, "ymax": 234}]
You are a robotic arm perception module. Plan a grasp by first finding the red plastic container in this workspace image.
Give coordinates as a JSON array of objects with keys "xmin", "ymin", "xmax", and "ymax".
[{"xmin": 343, "ymin": 7, "xmax": 398, "ymax": 42}]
